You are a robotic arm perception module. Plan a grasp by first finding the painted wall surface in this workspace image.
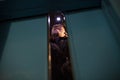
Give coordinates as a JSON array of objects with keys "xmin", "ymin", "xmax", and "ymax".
[
  {"xmin": 0, "ymin": 17, "xmax": 48, "ymax": 80},
  {"xmin": 102, "ymin": 0, "xmax": 120, "ymax": 45},
  {"xmin": 109, "ymin": 0, "xmax": 120, "ymax": 17},
  {"xmin": 0, "ymin": 9, "xmax": 120, "ymax": 80},
  {"xmin": 66, "ymin": 9, "xmax": 120, "ymax": 80}
]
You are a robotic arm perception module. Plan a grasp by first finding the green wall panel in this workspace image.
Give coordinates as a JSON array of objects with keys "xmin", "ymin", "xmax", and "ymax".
[
  {"xmin": 0, "ymin": 9, "xmax": 120, "ymax": 80},
  {"xmin": 0, "ymin": 17, "xmax": 48, "ymax": 80},
  {"xmin": 66, "ymin": 9, "xmax": 120, "ymax": 80}
]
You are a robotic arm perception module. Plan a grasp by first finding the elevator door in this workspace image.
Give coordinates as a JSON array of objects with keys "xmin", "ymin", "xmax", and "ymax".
[{"xmin": 0, "ymin": 9, "xmax": 120, "ymax": 80}]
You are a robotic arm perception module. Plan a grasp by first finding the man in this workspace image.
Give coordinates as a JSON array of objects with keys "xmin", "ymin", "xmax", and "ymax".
[
  {"xmin": 51, "ymin": 24, "xmax": 67, "ymax": 37},
  {"xmin": 50, "ymin": 24, "xmax": 72, "ymax": 80}
]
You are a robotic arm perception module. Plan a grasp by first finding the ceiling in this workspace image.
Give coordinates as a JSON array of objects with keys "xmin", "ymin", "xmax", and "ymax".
[{"xmin": 0, "ymin": 0, "xmax": 101, "ymax": 21}]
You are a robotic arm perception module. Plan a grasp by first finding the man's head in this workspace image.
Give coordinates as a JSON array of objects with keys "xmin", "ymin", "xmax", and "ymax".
[{"xmin": 51, "ymin": 24, "xmax": 67, "ymax": 37}]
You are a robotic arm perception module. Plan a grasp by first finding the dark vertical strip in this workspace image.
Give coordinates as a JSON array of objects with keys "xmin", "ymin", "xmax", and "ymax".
[
  {"xmin": 0, "ymin": 22, "xmax": 11, "ymax": 61},
  {"xmin": 48, "ymin": 11, "xmax": 74, "ymax": 80}
]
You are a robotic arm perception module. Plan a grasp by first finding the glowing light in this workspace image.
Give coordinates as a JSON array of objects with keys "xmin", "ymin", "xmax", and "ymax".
[
  {"xmin": 48, "ymin": 17, "xmax": 50, "ymax": 23},
  {"xmin": 63, "ymin": 17, "xmax": 65, "ymax": 20},
  {"xmin": 56, "ymin": 17, "xmax": 61, "ymax": 21}
]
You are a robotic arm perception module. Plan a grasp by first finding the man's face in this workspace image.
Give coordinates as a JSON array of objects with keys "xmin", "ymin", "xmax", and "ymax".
[{"xmin": 51, "ymin": 24, "xmax": 66, "ymax": 37}]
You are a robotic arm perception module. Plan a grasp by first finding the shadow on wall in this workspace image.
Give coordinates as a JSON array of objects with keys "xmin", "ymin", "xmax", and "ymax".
[
  {"xmin": 0, "ymin": 22, "xmax": 11, "ymax": 61},
  {"xmin": 102, "ymin": 0, "xmax": 120, "ymax": 46}
]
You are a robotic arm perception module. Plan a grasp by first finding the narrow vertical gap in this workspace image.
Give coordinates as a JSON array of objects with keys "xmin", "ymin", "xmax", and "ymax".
[{"xmin": 47, "ymin": 11, "xmax": 74, "ymax": 80}]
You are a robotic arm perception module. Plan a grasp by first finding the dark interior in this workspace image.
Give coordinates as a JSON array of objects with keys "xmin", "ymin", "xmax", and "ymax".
[{"xmin": 0, "ymin": 0, "xmax": 101, "ymax": 21}]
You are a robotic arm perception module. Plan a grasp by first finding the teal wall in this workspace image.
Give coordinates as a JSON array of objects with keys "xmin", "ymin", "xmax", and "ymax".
[
  {"xmin": 102, "ymin": 0, "xmax": 120, "ymax": 45},
  {"xmin": 109, "ymin": 0, "xmax": 120, "ymax": 17},
  {"xmin": 0, "ymin": 9, "xmax": 120, "ymax": 80},
  {"xmin": 66, "ymin": 9, "xmax": 120, "ymax": 80},
  {"xmin": 0, "ymin": 18, "xmax": 48, "ymax": 80}
]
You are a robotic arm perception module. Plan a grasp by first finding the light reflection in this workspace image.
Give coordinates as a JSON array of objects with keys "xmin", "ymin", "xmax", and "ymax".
[
  {"xmin": 56, "ymin": 17, "xmax": 61, "ymax": 21},
  {"xmin": 63, "ymin": 17, "xmax": 65, "ymax": 20},
  {"xmin": 48, "ymin": 17, "xmax": 50, "ymax": 24}
]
